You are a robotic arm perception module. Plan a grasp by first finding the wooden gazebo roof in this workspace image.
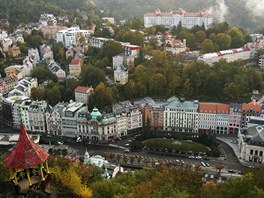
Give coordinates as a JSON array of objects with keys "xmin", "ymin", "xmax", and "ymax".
[{"xmin": 4, "ymin": 123, "xmax": 49, "ymax": 169}]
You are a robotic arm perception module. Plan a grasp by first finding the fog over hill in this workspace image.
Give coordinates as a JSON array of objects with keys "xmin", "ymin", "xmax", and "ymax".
[{"xmin": 94, "ymin": 0, "xmax": 264, "ymax": 30}]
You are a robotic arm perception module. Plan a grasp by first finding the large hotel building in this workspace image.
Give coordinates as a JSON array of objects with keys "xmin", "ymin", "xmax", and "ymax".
[{"xmin": 144, "ymin": 8, "xmax": 213, "ymax": 29}]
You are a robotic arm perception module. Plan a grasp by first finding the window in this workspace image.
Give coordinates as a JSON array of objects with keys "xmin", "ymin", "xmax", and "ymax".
[{"xmin": 250, "ymin": 149, "xmax": 253, "ymax": 155}]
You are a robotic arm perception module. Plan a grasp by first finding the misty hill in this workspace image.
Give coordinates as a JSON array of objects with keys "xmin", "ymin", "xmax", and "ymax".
[{"xmin": 94, "ymin": 0, "xmax": 264, "ymax": 30}]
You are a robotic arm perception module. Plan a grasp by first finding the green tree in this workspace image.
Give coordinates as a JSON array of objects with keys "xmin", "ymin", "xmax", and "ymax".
[
  {"xmin": 89, "ymin": 82, "xmax": 113, "ymax": 109},
  {"xmin": 81, "ymin": 65, "xmax": 105, "ymax": 87},
  {"xmin": 216, "ymin": 33, "xmax": 231, "ymax": 50},
  {"xmin": 228, "ymin": 27, "xmax": 245, "ymax": 48},
  {"xmin": 201, "ymin": 39, "xmax": 215, "ymax": 53},
  {"xmin": 101, "ymin": 40, "xmax": 123, "ymax": 62}
]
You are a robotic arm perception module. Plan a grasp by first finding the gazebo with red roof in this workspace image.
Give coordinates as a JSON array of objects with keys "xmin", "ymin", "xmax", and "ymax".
[{"xmin": 4, "ymin": 122, "xmax": 50, "ymax": 192}]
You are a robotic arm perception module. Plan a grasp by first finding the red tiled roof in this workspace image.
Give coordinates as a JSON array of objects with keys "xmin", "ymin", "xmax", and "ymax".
[
  {"xmin": 4, "ymin": 123, "xmax": 49, "ymax": 169},
  {"xmin": 75, "ymin": 86, "xmax": 90, "ymax": 92},
  {"xmin": 199, "ymin": 103, "xmax": 229, "ymax": 114},
  {"xmin": 70, "ymin": 59, "xmax": 80, "ymax": 65},
  {"xmin": 242, "ymin": 101, "xmax": 262, "ymax": 112}
]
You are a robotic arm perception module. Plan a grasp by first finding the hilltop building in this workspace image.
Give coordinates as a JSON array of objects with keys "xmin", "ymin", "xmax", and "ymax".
[{"xmin": 144, "ymin": 8, "xmax": 213, "ymax": 29}]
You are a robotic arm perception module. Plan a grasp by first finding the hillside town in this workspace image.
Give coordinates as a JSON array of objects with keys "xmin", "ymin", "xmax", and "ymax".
[{"xmin": 1, "ymin": 2, "xmax": 264, "ymax": 197}]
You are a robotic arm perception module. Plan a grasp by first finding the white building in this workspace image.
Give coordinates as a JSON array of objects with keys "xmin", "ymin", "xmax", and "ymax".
[
  {"xmin": 0, "ymin": 30, "xmax": 8, "ymax": 41},
  {"xmin": 28, "ymin": 100, "xmax": 49, "ymax": 133},
  {"xmin": 238, "ymin": 125, "xmax": 264, "ymax": 164},
  {"xmin": 2, "ymin": 38, "xmax": 12, "ymax": 52},
  {"xmin": 163, "ymin": 97, "xmax": 199, "ymax": 133},
  {"xmin": 40, "ymin": 44, "xmax": 54, "ymax": 60},
  {"xmin": 77, "ymin": 108, "xmax": 117, "ymax": 141},
  {"xmin": 47, "ymin": 61, "xmax": 66, "ymax": 80},
  {"xmin": 89, "ymin": 37, "xmax": 141, "ymax": 57},
  {"xmin": 114, "ymin": 65, "xmax": 128, "ymax": 85},
  {"xmin": 89, "ymin": 37, "xmax": 112, "ymax": 48},
  {"xmin": 113, "ymin": 54, "xmax": 135, "ymax": 69},
  {"xmin": 8, "ymin": 77, "xmax": 37, "ymax": 97},
  {"xmin": 28, "ymin": 48, "xmax": 40, "ymax": 65},
  {"xmin": 198, "ymin": 47, "xmax": 251, "ymax": 65},
  {"xmin": 74, "ymin": 86, "xmax": 93, "ymax": 104},
  {"xmin": 112, "ymin": 101, "xmax": 143, "ymax": 132},
  {"xmin": 62, "ymin": 101, "xmax": 87, "ymax": 137},
  {"xmin": 12, "ymin": 98, "xmax": 31, "ymax": 130},
  {"xmin": 46, "ymin": 102, "xmax": 68, "ymax": 136},
  {"xmin": 56, "ymin": 26, "xmax": 90, "ymax": 48},
  {"xmin": 144, "ymin": 8, "xmax": 213, "ymax": 29}
]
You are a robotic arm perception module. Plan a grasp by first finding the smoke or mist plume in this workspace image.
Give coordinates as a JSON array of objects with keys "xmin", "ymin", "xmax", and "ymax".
[
  {"xmin": 209, "ymin": 0, "xmax": 228, "ymax": 22},
  {"xmin": 245, "ymin": 0, "xmax": 264, "ymax": 18}
]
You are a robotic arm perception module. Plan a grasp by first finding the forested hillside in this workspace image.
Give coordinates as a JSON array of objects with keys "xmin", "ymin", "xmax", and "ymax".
[
  {"xmin": 0, "ymin": 0, "xmax": 99, "ymax": 26},
  {"xmin": 94, "ymin": 0, "xmax": 264, "ymax": 30}
]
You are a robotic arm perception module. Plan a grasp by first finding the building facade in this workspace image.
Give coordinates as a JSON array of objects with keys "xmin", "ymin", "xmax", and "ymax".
[
  {"xmin": 163, "ymin": 97, "xmax": 199, "ymax": 132},
  {"xmin": 74, "ymin": 86, "xmax": 93, "ymax": 104},
  {"xmin": 77, "ymin": 108, "xmax": 117, "ymax": 141},
  {"xmin": 69, "ymin": 59, "xmax": 82, "ymax": 77},
  {"xmin": 61, "ymin": 101, "xmax": 87, "ymax": 137},
  {"xmin": 198, "ymin": 48, "xmax": 251, "ymax": 65},
  {"xmin": 114, "ymin": 65, "xmax": 128, "ymax": 85},
  {"xmin": 144, "ymin": 8, "xmax": 213, "ymax": 29},
  {"xmin": 238, "ymin": 125, "xmax": 264, "ymax": 164}
]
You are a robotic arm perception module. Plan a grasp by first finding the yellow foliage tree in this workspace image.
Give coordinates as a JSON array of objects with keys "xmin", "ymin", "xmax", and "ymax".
[{"xmin": 51, "ymin": 166, "xmax": 92, "ymax": 198}]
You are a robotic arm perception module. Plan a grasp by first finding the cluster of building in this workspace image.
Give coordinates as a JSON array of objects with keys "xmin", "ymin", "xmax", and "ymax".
[
  {"xmin": 1, "ymin": 95, "xmax": 143, "ymax": 141},
  {"xmin": 0, "ymin": 30, "xmax": 22, "ymax": 58},
  {"xmin": 2, "ymin": 93, "xmax": 264, "ymax": 139},
  {"xmin": 134, "ymin": 97, "xmax": 262, "ymax": 134},
  {"xmin": 144, "ymin": 8, "xmax": 213, "ymax": 29},
  {"xmin": 89, "ymin": 37, "xmax": 141, "ymax": 85}
]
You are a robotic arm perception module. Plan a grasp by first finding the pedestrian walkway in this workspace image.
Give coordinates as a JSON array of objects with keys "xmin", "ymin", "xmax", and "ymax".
[{"xmin": 217, "ymin": 137, "xmax": 261, "ymax": 168}]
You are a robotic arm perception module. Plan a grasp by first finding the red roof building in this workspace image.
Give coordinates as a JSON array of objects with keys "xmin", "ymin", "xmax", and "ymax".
[
  {"xmin": 241, "ymin": 101, "xmax": 262, "ymax": 127},
  {"xmin": 4, "ymin": 123, "xmax": 49, "ymax": 169},
  {"xmin": 75, "ymin": 86, "xmax": 93, "ymax": 103}
]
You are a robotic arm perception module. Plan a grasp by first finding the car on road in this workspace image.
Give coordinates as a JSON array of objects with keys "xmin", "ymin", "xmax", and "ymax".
[
  {"xmin": 196, "ymin": 156, "xmax": 202, "ymax": 160},
  {"xmin": 124, "ymin": 143, "xmax": 130, "ymax": 147},
  {"xmin": 189, "ymin": 155, "xmax": 195, "ymax": 159}
]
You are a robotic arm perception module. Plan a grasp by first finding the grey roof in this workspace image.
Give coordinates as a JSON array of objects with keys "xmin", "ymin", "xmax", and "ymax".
[
  {"xmin": 230, "ymin": 103, "xmax": 242, "ymax": 111},
  {"xmin": 165, "ymin": 97, "xmax": 199, "ymax": 110},
  {"xmin": 134, "ymin": 97, "xmax": 155, "ymax": 107},
  {"xmin": 245, "ymin": 125, "xmax": 264, "ymax": 145},
  {"xmin": 259, "ymin": 54, "xmax": 264, "ymax": 58},
  {"xmin": 112, "ymin": 101, "xmax": 137, "ymax": 114}
]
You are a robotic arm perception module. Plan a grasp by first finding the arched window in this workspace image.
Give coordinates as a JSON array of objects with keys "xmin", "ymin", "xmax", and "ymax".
[
  {"xmin": 250, "ymin": 149, "xmax": 253, "ymax": 155},
  {"xmin": 255, "ymin": 150, "xmax": 258, "ymax": 156},
  {"xmin": 260, "ymin": 151, "xmax": 263, "ymax": 157}
]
